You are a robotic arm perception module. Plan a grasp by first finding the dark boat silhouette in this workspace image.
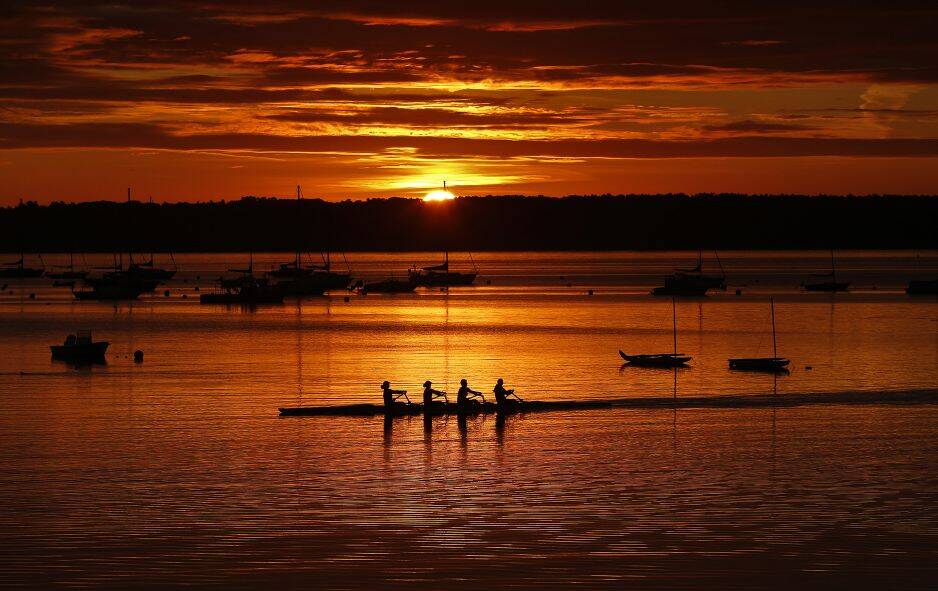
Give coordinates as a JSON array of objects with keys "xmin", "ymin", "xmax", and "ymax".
[
  {"xmin": 354, "ymin": 277, "xmax": 418, "ymax": 294},
  {"xmin": 274, "ymin": 252, "xmax": 351, "ymax": 295},
  {"xmin": 73, "ymin": 282, "xmax": 145, "ymax": 300},
  {"xmin": 201, "ymin": 255, "xmax": 283, "ymax": 304},
  {"xmin": 279, "ymin": 400, "xmax": 611, "ymax": 417},
  {"xmin": 83, "ymin": 254, "xmax": 160, "ymax": 293},
  {"xmin": 729, "ymin": 298, "xmax": 791, "ymax": 372},
  {"xmin": 126, "ymin": 253, "xmax": 176, "ymax": 281},
  {"xmin": 408, "ymin": 251, "xmax": 478, "ymax": 287},
  {"xmin": 906, "ymin": 278, "xmax": 938, "ymax": 295},
  {"xmin": 270, "ymin": 187, "xmax": 353, "ymax": 293},
  {"xmin": 804, "ymin": 250, "xmax": 849, "ymax": 292},
  {"xmin": 47, "ymin": 253, "xmax": 88, "ymax": 280},
  {"xmin": 50, "ymin": 331, "xmax": 109, "ymax": 362},
  {"xmin": 620, "ymin": 297, "xmax": 691, "ymax": 367},
  {"xmin": 0, "ymin": 254, "xmax": 44, "ymax": 278},
  {"xmin": 651, "ymin": 250, "xmax": 725, "ymax": 296}
]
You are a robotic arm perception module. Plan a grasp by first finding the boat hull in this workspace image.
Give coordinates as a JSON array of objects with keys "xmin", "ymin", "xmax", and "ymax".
[
  {"xmin": 73, "ymin": 286, "xmax": 144, "ymax": 300},
  {"xmin": 279, "ymin": 400, "xmax": 611, "ymax": 417},
  {"xmin": 619, "ymin": 350, "xmax": 691, "ymax": 367},
  {"xmin": 50, "ymin": 341, "xmax": 109, "ymax": 361},
  {"xmin": 651, "ymin": 284, "xmax": 709, "ymax": 297},
  {"xmin": 728, "ymin": 357, "xmax": 790, "ymax": 372},
  {"xmin": 804, "ymin": 282, "xmax": 850, "ymax": 292},
  {"xmin": 410, "ymin": 271, "xmax": 477, "ymax": 287},
  {"xmin": 360, "ymin": 279, "xmax": 417, "ymax": 294},
  {"xmin": 0, "ymin": 268, "xmax": 44, "ymax": 278},
  {"xmin": 906, "ymin": 279, "xmax": 938, "ymax": 295}
]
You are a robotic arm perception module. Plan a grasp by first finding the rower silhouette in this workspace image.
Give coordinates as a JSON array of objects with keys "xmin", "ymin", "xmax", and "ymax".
[
  {"xmin": 422, "ymin": 380, "xmax": 448, "ymax": 412},
  {"xmin": 381, "ymin": 380, "xmax": 409, "ymax": 411},
  {"xmin": 494, "ymin": 378, "xmax": 523, "ymax": 409},
  {"xmin": 456, "ymin": 378, "xmax": 484, "ymax": 410}
]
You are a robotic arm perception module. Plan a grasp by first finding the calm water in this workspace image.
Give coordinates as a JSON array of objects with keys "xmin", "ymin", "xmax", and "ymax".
[{"xmin": 0, "ymin": 251, "xmax": 936, "ymax": 589}]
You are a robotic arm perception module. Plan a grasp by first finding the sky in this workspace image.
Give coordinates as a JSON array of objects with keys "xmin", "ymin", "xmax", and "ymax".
[{"xmin": 1, "ymin": 1, "xmax": 938, "ymax": 202}]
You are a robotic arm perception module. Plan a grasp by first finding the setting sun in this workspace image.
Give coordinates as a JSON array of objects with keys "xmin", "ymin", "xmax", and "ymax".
[{"xmin": 423, "ymin": 190, "xmax": 455, "ymax": 202}]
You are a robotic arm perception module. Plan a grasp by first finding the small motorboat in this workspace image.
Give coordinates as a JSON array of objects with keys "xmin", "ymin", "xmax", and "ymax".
[
  {"xmin": 50, "ymin": 331, "xmax": 109, "ymax": 362},
  {"xmin": 619, "ymin": 351, "xmax": 692, "ymax": 367}
]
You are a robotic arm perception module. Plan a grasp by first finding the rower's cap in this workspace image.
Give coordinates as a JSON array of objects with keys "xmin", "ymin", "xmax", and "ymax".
[
  {"xmin": 497, "ymin": 378, "xmax": 504, "ymax": 384},
  {"xmin": 382, "ymin": 380, "xmax": 390, "ymax": 388},
  {"xmin": 423, "ymin": 380, "xmax": 432, "ymax": 387},
  {"xmin": 460, "ymin": 378, "xmax": 467, "ymax": 386}
]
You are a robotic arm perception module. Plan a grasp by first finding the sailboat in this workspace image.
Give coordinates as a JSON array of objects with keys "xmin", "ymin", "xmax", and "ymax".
[
  {"xmin": 0, "ymin": 253, "xmax": 44, "ymax": 278},
  {"xmin": 270, "ymin": 186, "xmax": 352, "ymax": 294},
  {"xmin": 651, "ymin": 249, "xmax": 726, "ymax": 296},
  {"xmin": 619, "ymin": 297, "xmax": 692, "ymax": 367},
  {"xmin": 905, "ymin": 252, "xmax": 938, "ymax": 295},
  {"xmin": 126, "ymin": 253, "xmax": 176, "ymax": 281},
  {"xmin": 729, "ymin": 298, "xmax": 791, "ymax": 372},
  {"xmin": 408, "ymin": 251, "xmax": 478, "ymax": 287},
  {"xmin": 202, "ymin": 253, "xmax": 284, "ymax": 304},
  {"xmin": 804, "ymin": 250, "xmax": 850, "ymax": 292}
]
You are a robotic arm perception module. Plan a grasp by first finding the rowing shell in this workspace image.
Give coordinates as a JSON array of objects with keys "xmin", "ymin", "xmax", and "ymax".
[{"xmin": 279, "ymin": 400, "xmax": 611, "ymax": 417}]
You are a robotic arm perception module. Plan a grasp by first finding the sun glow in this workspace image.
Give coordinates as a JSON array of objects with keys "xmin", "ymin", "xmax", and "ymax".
[{"xmin": 423, "ymin": 190, "xmax": 456, "ymax": 202}]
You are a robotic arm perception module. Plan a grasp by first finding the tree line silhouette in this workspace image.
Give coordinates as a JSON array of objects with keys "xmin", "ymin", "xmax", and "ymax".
[{"xmin": 1, "ymin": 194, "xmax": 935, "ymax": 252}]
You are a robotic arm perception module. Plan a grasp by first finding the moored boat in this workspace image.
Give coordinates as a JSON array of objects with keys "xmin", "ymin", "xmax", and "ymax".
[
  {"xmin": 408, "ymin": 251, "xmax": 478, "ymax": 287},
  {"xmin": 728, "ymin": 298, "xmax": 791, "ymax": 373},
  {"xmin": 619, "ymin": 351, "xmax": 692, "ymax": 367},
  {"xmin": 355, "ymin": 277, "xmax": 418, "ymax": 294},
  {"xmin": 906, "ymin": 279, "xmax": 938, "ymax": 295},
  {"xmin": 73, "ymin": 283, "xmax": 145, "ymax": 300},
  {"xmin": 50, "ymin": 330, "xmax": 109, "ymax": 362},
  {"xmin": 651, "ymin": 250, "xmax": 725, "ymax": 297},
  {"xmin": 620, "ymin": 297, "xmax": 692, "ymax": 367},
  {"xmin": 0, "ymin": 255, "xmax": 44, "ymax": 278},
  {"xmin": 804, "ymin": 250, "xmax": 849, "ymax": 292},
  {"xmin": 728, "ymin": 357, "xmax": 790, "ymax": 371},
  {"xmin": 201, "ymin": 256, "xmax": 284, "ymax": 304}
]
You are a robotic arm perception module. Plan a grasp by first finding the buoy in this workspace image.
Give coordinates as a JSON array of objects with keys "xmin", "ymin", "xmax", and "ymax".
[
  {"xmin": 164, "ymin": 290, "xmax": 170, "ymax": 297},
  {"xmin": 182, "ymin": 294, "xmax": 188, "ymax": 299},
  {"xmin": 194, "ymin": 286, "xmax": 200, "ymax": 292},
  {"xmin": 805, "ymin": 365, "xmax": 813, "ymax": 370},
  {"xmin": 587, "ymin": 289, "xmax": 593, "ymax": 296},
  {"xmin": 28, "ymin": 293, "xmax": 35, "ymax": 299},
  {"xmin": 133, "ymin": 350, "xmax": 144, "ymax": 363}
]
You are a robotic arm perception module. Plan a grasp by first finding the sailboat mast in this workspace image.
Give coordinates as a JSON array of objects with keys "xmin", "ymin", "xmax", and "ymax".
[
  {"xmin": 296, "ymin": 185, "xmax": 301, "ymax": 269},
  {"xmin": 672, "ymin": 296, "xmax": 678, "ymax": 354},
  {"xmin": 771, "ymin": 298, "xmax": 777, "ymax": 358}
]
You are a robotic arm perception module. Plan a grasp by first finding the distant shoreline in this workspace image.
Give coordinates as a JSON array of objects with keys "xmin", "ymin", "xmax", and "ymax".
[{"xmin": 3, "ymin": 194, "xmax": 937, "ymax": 252}]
